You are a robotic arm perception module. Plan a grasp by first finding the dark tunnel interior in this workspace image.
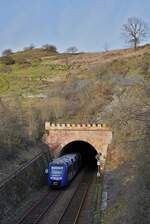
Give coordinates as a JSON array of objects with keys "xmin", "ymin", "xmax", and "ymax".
[{"xmin": 60, "ymin": 141, "xmax": 98, "ymax": 168}]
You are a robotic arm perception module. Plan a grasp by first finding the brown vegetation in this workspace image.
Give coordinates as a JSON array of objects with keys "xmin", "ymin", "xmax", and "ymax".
[{"xmin": 0, "ymin": 45, "xmax": 150, "ymax": 223}]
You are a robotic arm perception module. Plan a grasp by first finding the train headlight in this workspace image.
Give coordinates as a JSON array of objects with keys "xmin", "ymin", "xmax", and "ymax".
[{"xmin": 45, "ymin": 169, "xmax": 48, "ymax": 174}]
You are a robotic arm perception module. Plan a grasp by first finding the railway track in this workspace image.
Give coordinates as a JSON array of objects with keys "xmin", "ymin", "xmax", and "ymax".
[
  {"xmin": 56, "ymin": 169, "xmax": 94, "ymax": 224},
  {"xmin": 16, "ymin": 189, "xmax": 62, "ymax": 224},
  {"xmin": 0, "ymin": 152, "xmax": 43, "ymax": 189},
  {"xmin": 17, "ymin": 169, "xmax": 94, "ymax": 224}
]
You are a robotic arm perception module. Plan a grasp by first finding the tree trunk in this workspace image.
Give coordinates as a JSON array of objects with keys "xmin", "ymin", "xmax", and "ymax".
[{"xmin": 134, "ymin": 38, "xmax": 137, "ymax": 49}]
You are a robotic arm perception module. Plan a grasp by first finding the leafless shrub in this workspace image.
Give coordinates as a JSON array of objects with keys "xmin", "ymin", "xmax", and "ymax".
[
  {"xmin": 2, "ymin": 49, "xmax": 13, "ymax": 56},
  {"xmin": 42, "ymin": 44, "xmax": 57, "ymax": 53}
]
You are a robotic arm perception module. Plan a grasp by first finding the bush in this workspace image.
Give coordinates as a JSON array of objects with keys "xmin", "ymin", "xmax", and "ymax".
[
  {"xmin": 42, "ymin": 44, "xmax": 57, "ymax": 52},
  {"xmin": 2, "ymin": 49, "xmax": 13, "ymax": 56},
  {"xmin": 1, "ymin": 56, "xmax": 15, "ymax": 65}
]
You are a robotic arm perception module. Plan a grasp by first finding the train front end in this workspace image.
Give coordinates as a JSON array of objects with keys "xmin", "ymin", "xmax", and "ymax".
[{"xmin": 48, "ymin": 163, "xmax": 67, "ymax": 188}]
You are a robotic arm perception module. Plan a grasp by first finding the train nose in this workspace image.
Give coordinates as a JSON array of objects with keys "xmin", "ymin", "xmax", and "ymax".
[{"xmin": 51, "ymin": 180, "xmax": 61, "ymax": 187}]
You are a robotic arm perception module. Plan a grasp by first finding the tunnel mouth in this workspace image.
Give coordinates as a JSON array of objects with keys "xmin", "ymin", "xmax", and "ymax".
[{"xmin": 60, "ymin": 140, "xmax": 97, "ymax": 168}]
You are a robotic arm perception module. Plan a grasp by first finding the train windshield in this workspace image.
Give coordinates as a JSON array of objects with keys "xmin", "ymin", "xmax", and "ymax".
[{"xmin": 51, "ymin": 166, "xmax": 64, "ymax": 176}]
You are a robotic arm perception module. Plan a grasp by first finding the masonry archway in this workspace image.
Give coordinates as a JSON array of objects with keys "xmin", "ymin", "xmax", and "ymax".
[
  {"xmin": 44, "ymin": 122, "xmax": 112, "ymax": 167},
  {"xmin": 60, "ymin": 140, "xmax": 98, "ymax": 167}
]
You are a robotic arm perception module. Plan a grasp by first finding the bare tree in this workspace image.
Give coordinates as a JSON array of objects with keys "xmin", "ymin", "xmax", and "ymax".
[
  {"xmin": 2, "ymin": 49, "xmax": 13, "ymax": 56},
  {"xmin": 122, "ymin": 17, "xmax": 149, "ymax": 49},
  {"xmin": 66, "ymin": 46, "xmax": 78, "ymax": 54}
]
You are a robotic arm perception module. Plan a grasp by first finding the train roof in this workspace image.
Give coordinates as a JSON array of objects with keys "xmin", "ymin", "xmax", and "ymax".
[{"xmin": 49, "ymin": 153, "xmax": 79, "ymax": 166}]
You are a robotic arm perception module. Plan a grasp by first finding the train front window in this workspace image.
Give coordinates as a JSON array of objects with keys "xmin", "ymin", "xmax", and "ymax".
[{"xmin": 51, "ymin": 166, "xmax": 64, "ymax": 176}]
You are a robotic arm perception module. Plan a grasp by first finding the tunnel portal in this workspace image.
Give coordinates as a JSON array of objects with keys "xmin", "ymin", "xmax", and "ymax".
[
  {"xmin": 60, "ymin": 141, "xmax": 97, "ymax": 167},
  {"xmin": 44, "ymin": 122, "xmax": 112, "ymax": 167}
]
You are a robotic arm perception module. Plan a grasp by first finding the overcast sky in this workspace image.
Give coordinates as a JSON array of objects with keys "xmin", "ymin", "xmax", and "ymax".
[{"xmin": 0, "ymin": 0, "xmax": 150, "ymax": 53}]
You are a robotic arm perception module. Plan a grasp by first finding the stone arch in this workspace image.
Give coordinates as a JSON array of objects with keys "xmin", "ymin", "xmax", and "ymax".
[
  {"xmin": 44, "ymin": 122, "xmax": 112, "ymax": 165},
  {"xmin": 60, "ymin": 140, "xmax": 98, "ymax": 167},
  {"xmin": 58, "ymin": 137, "xmax": 99, "ymax": 153}
]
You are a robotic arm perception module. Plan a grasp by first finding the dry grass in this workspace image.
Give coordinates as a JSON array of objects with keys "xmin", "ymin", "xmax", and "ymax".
[{"xmin": 0, "ymin": 45, "xmax": 150, "ymax": 224}]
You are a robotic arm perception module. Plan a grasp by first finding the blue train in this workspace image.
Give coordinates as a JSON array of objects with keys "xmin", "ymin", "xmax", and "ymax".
[{"xmin": 47, "ymin": 153, "xmax": 81, "ymax": 188}]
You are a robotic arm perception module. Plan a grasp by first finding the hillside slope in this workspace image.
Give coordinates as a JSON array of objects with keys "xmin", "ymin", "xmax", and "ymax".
[{"xmin": 0, "ymin": 45, "xmax": 150, "ymax": 223}]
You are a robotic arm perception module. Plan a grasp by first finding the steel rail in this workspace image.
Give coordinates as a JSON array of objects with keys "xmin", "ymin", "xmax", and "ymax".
[
  {"xmin": 56, "ymin": 169, "xmax": 94, "ymax": 224},
  {"xmin": 0, "ymin": 152, "xmax": 44, "ymax": 188},
  {"xmin": 16, "ymin": 189, "xmax": 61, "ymax": 224}
]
